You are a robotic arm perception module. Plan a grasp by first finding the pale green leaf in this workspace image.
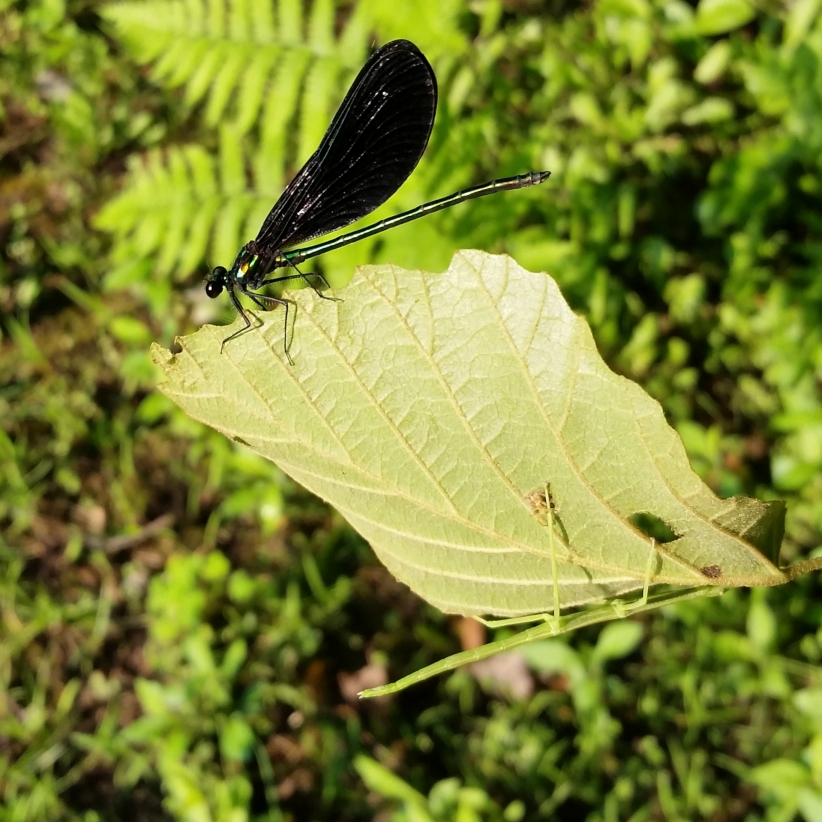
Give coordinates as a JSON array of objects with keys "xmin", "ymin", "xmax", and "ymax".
[
  {"xmin": 219, "ymin": 713, "xmax": 255, "ymax": 763},
  {"xmin": 798, "ymin": 789, "xmax": 822, "ymax": 822},
  {"xmin": 746, "ymin": 591, "xmax": 777, "ymax": 652},
  {"xmin": 784, "ymin": 0, "xmax": 822, "ymax": 51},
  {"xmin": 599, "ymin": 0, "xmax": 651, "ymax": 20},
  {"xmin": 592, "ymin": 620, "xmax": 644, "ymax": 663},
  {"xmin": 519, "ymin": 640, "xmax": 584, "ymax": 680},
  {"xmin": 134, "ymin": 678, "xmax": 168, "ymax": 716},
  {"xmin": 353, "ymin": 755, "xmax": 429, "ymax": 807},
  {"xmin": 111, "ymin": 315, "xmax": 153, "ymax": 346},
  {"xmin": 695, "ymin": 0, "xmax": 756, "ymax": 35},
  {"xmin": 154, "ymin": 252, "xmax": 792, "ymax": 623},
  {"xmin": 748, "ymin": 758, "xmax": 809, "ymax": 801},
  {"xmin": 694, "ymin": 41, "xmax": 731, "ymax": 85},
  {"xmin": 681, "ymin": 97, "xmax": 735, "ymax": 125}
]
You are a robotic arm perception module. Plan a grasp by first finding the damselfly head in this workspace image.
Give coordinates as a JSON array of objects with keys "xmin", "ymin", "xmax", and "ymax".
[{"xmin": 206, "ymin": 266, "xmax": 228, "ymax": 298}]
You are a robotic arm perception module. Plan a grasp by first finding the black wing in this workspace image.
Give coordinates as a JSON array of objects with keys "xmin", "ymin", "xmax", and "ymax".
[{"xmin": 254, "ymin": 39, "xmax": 437, "ymax": 252}]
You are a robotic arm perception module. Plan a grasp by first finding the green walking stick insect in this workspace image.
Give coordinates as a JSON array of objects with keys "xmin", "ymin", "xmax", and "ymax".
[{"xmin": 359, "ymin": 484, "xmax": 723, "ymax": 698}]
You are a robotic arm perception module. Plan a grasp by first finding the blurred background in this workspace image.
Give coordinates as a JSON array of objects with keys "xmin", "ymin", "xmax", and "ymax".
[{"xmin": 3, "ymin": 0, "xmax": 822, "ymax": 819}]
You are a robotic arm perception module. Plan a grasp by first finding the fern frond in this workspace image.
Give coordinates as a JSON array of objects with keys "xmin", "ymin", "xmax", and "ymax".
[
  {"xmin": 95, "ymin": 137, "xmax": 255, "ymax": 287},
  {"xmin": 234, "ymin": 49, "xmax": 282, "ymax": 135},
  {"xmin": 256, "ymin": 47, "xmax": 312, "ymax": 191},
  {"xmin": 306, "ymin": 0, "xmax": 335, "ymax": 51},
  {"xmin": 277, "ymin": 0, "xmax": 303, "ymax": 43},
  {"xmin": 98, "ymin": 0, "xmax": 374, "ymax": 311},
  {"xmin": 103, "ymin": 0, "xmax": 368, "ymax": 134}
]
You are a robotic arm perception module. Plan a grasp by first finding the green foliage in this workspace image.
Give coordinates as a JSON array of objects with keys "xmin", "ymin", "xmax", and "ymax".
[
  {"xmin": 4, "ymin": 0, "xmax": 822, "ymax": 820},
  {"xmin": 354, "ymin": 754, "xmax": 528, "ymax": 822},
  {"xmin": 118, "ymin": 548, "xmax": 343, "ymax": 821}
]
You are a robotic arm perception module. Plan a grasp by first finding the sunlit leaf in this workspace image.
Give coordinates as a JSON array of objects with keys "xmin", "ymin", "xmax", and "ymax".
[
  {"xmin": 695, "ymin": 0, "xmax": 756, "ymax": 35},
  {"xmin": 154, "ymin": 252, "xmax": 797, "ymax": 622}
]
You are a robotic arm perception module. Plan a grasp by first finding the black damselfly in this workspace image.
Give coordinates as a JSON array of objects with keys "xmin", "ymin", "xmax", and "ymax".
[{"xmin": 206, "ymin": 39, "xmax": 550, "ymax": 359}]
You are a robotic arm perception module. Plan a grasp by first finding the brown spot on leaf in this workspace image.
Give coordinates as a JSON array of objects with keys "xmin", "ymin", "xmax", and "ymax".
[
  {"xmin": 701, "ymin": 564, "xmax": 722, "ymax": 579},
  {"xmin": 524, "ymin": 483, "xmax": 557, "ymax": 525}
]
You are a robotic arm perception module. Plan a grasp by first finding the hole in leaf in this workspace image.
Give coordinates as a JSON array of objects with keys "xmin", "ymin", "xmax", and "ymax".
[{"xmin": 628, "ymin": 512, "xmax": 679, "ymax": 544}]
